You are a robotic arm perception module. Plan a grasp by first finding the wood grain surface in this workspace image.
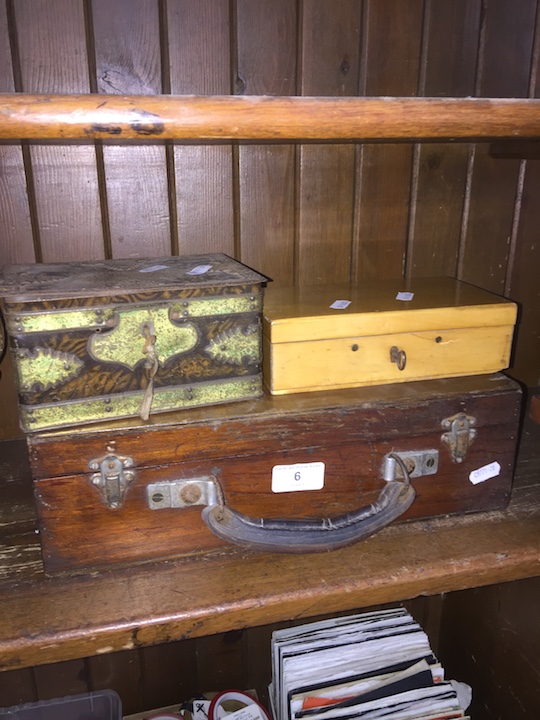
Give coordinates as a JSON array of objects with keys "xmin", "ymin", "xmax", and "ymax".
[
  {"xmin": 3, "ymin": 94, "xmax": 540, "ymax": 141},
  {"xmin": 406, "ymin": 0, "xmax": 480, "ymax": 278},
  {"xmin": 353, "ymin": 0, "xmax": 423, "ymax": 281},
  {"xmin": 0, "ymin": 480, "xmax": 538, "ymax": 673},
  {"xmin": 167, "ymin": 0, "xmax": 235, "ymax": 257},
  {"xmin": 27, "ymin": 375, "xmax": 521, "ymax": 572},
  {"xmin": 2, "ymin": 0, "xmax": 540, "ymax": 443},
  {"xmin": 237, "ymin": 0, "xmax": 297, "ymax": 285},
  {"xmin": 92, "ymin": 0, "xmax": 171, "ymax": 259},
  {"xmin": 457, "ymin": 0, "xmax": 538, "ymax": 294},
  {"xmin": 13, "ymin": 0, "xmax": 104, "ymax": 263},
  {"xmin": 0, "ymin": 5, "xmax": 539, "ymax": 717},
  {"xmin": 1, "ymin": 414, "xmax": 539, "ymax": 711}
]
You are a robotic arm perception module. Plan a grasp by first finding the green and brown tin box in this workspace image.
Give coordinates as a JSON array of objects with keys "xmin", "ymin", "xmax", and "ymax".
[{"xmin": 0, "ymin": 254, "xmax": 266, "ymax": 432}]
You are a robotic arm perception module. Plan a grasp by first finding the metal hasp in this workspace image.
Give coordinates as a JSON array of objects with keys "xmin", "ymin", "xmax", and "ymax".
[
  {"xmin": 147, "ymin": 477, "xmax": 221, "ymax": 510},
  {"xmin": 441, "ymin": 412, "xmax": 477, "ymax": 463},
  {"xmin": 381, "ymin": 450, "xmax": 439, "ymax": 482},
  {"xmin": 89, "ymin": 453, "xmax": 135, "ymax": 508}
]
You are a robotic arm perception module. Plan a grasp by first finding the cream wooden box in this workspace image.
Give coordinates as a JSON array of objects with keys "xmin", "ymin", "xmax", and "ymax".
[{"xmin": 262, "ymin": 277, "xmax": 517, "ymax": 395}]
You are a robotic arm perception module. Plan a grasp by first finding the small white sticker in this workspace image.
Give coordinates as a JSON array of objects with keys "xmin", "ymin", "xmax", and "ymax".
[
  {"xmin": 396, "ymin": 291, "xmax": 414, "ymax": 301},
  {"xmin": 191, "ymin": 700, "xmax": 211, "ymax": 720},
  {"xmin": 469, "ymin": 461, "xmax": 501, "ymax": 485},
  {"xmin": 186, "ymin": 264, "xmax": 213, "ymax": 275},
  {"xmin": 272, "ymin": 462, "xmax": 325, "ymax": 493},
  {"xmin": 330, "ymin": 300, "xmax": 351, "ymax": 309},
  {"xmin": 224, "ymin": 707, "xmax": 266, "ymax": 720},
  {"xmin": 139, "ymin": 264, "xmax": 169, "ymax": 273}
]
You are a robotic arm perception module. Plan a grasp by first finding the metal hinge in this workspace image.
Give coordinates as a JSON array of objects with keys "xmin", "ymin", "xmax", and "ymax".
[
  {"xmin": 441, "ymin": 413, "xmax": 477, "ymax": 463},
  {"xmin": 89, "ymin": 453, "xmax": 135, "ymax": 508},
  {"xmin": 381, "ymin": 450, "xmax": 439, "ymax": 482}
]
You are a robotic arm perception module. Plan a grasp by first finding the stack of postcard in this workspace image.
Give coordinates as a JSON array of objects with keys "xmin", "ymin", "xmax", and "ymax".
[{"xmin": 269, "ymin": 608, "xmax": 471, "ymax": 720}]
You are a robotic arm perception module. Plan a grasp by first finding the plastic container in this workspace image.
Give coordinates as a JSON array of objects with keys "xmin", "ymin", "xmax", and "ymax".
[{"xmin": 0, "ymin": 690, "xmax": 122, "ymax": 720}]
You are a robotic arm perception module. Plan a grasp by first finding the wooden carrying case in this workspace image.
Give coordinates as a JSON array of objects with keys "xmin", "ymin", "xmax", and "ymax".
[
  {"xmin": 27, "ymin": 373, "xmax": 522, "ymax": 574},
  {"xmin": 0, "ymin": 254, "xmax": 265, "ymax": 432},
  {"xmin": 262, "ymin": 277, "xmax": 517, "ymax": 394}
]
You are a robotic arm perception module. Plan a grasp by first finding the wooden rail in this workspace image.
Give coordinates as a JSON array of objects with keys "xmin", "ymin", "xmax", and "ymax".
[{"xmin": 1, "ymin": 94, "xmax": 540, "ymax": 141}]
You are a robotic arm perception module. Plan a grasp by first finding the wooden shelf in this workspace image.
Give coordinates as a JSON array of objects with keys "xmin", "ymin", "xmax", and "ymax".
[{"xmin": 0, "ymin": 437, "xmax": 538, "ymax": 673}]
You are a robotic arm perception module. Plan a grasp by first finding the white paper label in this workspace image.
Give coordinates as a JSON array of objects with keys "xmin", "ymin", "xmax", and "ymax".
[
  {"xmin": 330, "ymin": 300, "xmax": 351, "ymax": 309},
  {"xmin": 186, "ymin": 264, "xmax": 213, "ymax": 275},
  {"xmin": 272, "ymin": 462, "xmax": 325, "ymax": 493},
  {"xmin": 469, "ymin": 461, "xmax": 501, "ymax": 485},
  {"xmin": 192, "ymin": 700, "xmax": 211, "ymax": 720},
  {"xmin": 396, "ymin": 291, "xmax": 414, "ymax": 301},
  {"xmin": 139, "ymin": 264, "xmax": 169, "ymax": 273},
  {"xmin": 223, "ymin": 707, "xmax": 266, "ymax": 720}
]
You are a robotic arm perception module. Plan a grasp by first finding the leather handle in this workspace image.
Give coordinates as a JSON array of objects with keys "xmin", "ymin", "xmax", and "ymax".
[{"xmin": 201, "ymin": 454, "xmax": 416, "ymax": 553}]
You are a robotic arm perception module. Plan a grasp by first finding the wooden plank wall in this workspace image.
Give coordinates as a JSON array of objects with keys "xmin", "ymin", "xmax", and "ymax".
[
  {"xmin": 0, "ymin": 0, "xmax": 539, "ymax": 710},
  {"xmin": 1, "ymin": 0, "xmax": 540, "ymax": 441}
]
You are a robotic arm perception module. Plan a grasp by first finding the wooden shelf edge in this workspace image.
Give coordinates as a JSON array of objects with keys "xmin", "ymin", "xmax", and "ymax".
[{"xmin": 0, "ymin": 487, "xmax": 538, "ymax": 672}]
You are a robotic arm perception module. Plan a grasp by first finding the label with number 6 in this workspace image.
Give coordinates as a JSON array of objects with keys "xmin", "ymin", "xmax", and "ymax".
[{"xmin": 271, "ymin": 461, "xmax": 325, "ymax": 493}]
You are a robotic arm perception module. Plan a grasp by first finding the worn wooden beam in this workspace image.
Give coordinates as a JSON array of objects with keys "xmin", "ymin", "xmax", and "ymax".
[{"xmin": 1, "ymin": 94, "xmax": 540, "ymax": 141}]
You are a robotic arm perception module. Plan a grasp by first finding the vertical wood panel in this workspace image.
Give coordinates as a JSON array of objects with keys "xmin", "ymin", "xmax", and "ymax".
[
  {"xmin": 0, "ymin": 0, "xmax": 31, "ymax": 441},
  {"xmin": 237, "ymin": 0, "xmax": 297, "ymax": 285},
  {"xmin": 507, "ymin": 159, "xmax": 540, "ymax": 387},
  {"xmin": 407, "ymin": 0, "xmax": 481, "ymax": 278},
  {"xmin": 298, "ymin": 0, "xmax": 361, "ymax": 285},
  {"xmin": 0, "ymin": 145, "xmax": 34, "ymax": 266},
  {"xmin": 0, "ymin": 1, "xmax": 34, "ymax": 266},
  {"xmin": 459, "ymin": 0, "xmax": 537, "ymax": 293},
  {"xmin": 195, "ymin": 630, "xmax": 246, "ymax": 693},
  {"xmin": 245, "ymin": 623, "xmax": 279, "ymax": 709},
  {"xmin": 507, "ymin": 7, "xmax": 540, "ymax": 388},
  {"xmin": 87, "ymin": 649, "xmax": 143, "ymax": 715},
  {"xmin": 33, "ymin": 658, "xmax": 89, "ymax": 700},
  {"xmin": 353, "ymin": 0, "xmax": 423, "ymax": 282},
  {"xmin": 0, "ymin": 667, "xmax": 37, "ymax": 707},
  {"xmin": 14, "ymin": 0, "xmax": 104, "ymax": 262},
  {"xmin": 167, "ymin": 0, "xmax": 234, "ymax": 256},
  {"xmin": 438, "ymin": 579, "xmax": 540, "ymax": 720},
  {"xmin": 92, "ymin": 0, "xmax": 171, "ymax": 259},
  {"xmin": 140, "ymin": 638, "xmax": 197, "ymax": 711}
]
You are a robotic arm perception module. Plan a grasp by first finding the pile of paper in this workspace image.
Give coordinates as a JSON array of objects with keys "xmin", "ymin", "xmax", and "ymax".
[{"xmin": 269, "ymin": 608, "xmax": 471, "ymax": 720}]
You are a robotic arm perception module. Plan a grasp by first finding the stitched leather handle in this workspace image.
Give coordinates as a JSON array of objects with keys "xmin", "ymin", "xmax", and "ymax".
[{"xmin": 201, "ymin": 454, "xmax": 416, "ymax": 553}]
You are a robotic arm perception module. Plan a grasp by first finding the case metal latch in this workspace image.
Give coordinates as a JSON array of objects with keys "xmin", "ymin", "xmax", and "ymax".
[
  {"xmin": 441, "ymin": 413, "xmax": 477, "ymax": 463},
  {"xmin": 381, "ymin": 450, "xmax": 439, "ymax": 481},
  {"xmin": 147, "ymin": 477, "xmax": 220, "ymax": 509},
  {"xmin": 89, "ymin": 453, "xmax": 135, "ymax": 508}
]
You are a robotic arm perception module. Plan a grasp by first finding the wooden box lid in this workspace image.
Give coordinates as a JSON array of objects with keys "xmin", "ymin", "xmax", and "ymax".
[
  {"xmin": 0, "ymin": 254, "xmax": 266, "ymax": 303},
  {"xmin": 262, "ymin": 277, "xmax": 517, "ymax": 343}
]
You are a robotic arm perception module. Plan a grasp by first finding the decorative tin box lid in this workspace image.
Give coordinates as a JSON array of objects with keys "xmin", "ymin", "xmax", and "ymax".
[
  {"xmin": 263, "ymin": 277, "xmax": 517, "ymax": 343},
  {"xmin": 0, "ymin": 254, "xmax": 266, "ymax": 302}
]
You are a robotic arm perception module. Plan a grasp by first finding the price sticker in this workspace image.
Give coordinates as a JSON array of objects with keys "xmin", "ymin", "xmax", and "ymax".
[
  {"xmin": 186, "ymin": 264, "xmax": 213, "ymax": 275},
  {"xmin": 469, "ymin": 461, "xmax": 501, "ymax": 485},
  {"xmin": 330, "ymin": 300, "xmax": 351, "ymax": 309},
  {"xmin": 396, "ymin": 291, "xmax": 414, "ymax": 301},
  {"xmin": 272, "ymin": 462, "xmax": 325, "ymax": 493}
]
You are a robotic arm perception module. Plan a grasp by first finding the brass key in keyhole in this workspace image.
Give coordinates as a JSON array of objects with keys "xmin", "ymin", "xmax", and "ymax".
[{"xmin": 390, "ymin": 345, "xmax": 407, "ymax": 371}]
